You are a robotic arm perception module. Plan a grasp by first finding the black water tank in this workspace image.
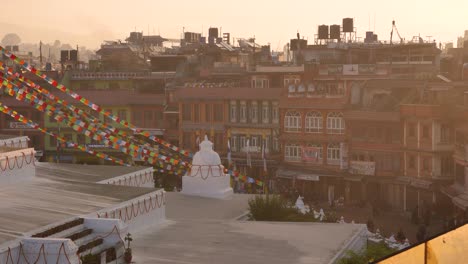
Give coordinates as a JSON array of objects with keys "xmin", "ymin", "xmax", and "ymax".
[
  {"xmin": 318, "ymin": 25, "xmax": 329, "ymax": 39},
  {"xmin": 330, "ymin": 25, "xmax": 341, "ymax": 39},
  {"xmin": 208, "ymin": 27, "xmax": 219, "ymax": 39},
  {"xmin": 60, "ymin": 50, "xmax": 69, "ymax": 62},
  {"xmin": 69, "ymin": 50, "xmax": 78, "ymax": 61},
  {"xmin": 343, "ymin": 18, "xmax": 354, "ymax": 32}
]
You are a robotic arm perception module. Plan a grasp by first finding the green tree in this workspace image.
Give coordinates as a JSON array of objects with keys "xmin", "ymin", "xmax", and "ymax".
[{"xmin": 338, "ymin": 243, "xmax": 396, "ymax": 264}]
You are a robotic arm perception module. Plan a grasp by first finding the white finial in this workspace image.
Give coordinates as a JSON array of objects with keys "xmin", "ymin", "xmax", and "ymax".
[{"xmin": 204, "ymin": 135, "xmax": 208, "ymax": 141}]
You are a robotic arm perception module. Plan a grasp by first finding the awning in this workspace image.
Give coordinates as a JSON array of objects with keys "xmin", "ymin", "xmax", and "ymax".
[
  {"xmin": 452, "ymin": 193, "xmax": 468, "ymax": 210},
  {"xmin": 410, "ymin": 178, "xmax": 433, "ymax": 190},
  {"xmin": 344, "ymin": 175, "xmax": 364, "ymax": 182},
  {"xmin": 276, "ymin": 168, "xmax": 335, "ymax": 181},
  {"xmin": 296, "ymin": 174, "xmax": 320, "ymax": 181},
  {"xmin": 441, "ymin": 185, "xmax": 463, "ymax": 199}
]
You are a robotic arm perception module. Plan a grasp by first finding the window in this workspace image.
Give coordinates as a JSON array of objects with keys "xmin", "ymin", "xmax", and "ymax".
[
  {"xmin": 117, "ymin": 109, "xmax": 127, "ymax": 121},
  {"xmin": 230, "ymin": 101, "xmax": 237, "ymax": 123},
  {"xmin": 305, "ymin": 143, "xmax": 323, "ymax": 160},
  {"xmin": 441, "ymin": 124, "xmax": 451, "ymax": 143},
  {"xmin": 422, "ymin": 126, "xmax": 429, "ymax": 138},
  {"xmin": 205, "ymin": 104, "xmax": 211, "ymax": 122},
  {"xmin": 408, "ymin": 123, "xmax": 415, "ymax": 137},
  {"xmin": 250, "ymin": 136, "xmax": 259, "ymax": 151},
  {"xmin": 284, "ymin": 111, "xmax": 301, "ymax": 132},
  {"xmin": 441, "ymin": 156, "xmax": 453, "ymax": 176},
  {"xmin": 239, "ymin": 136, "xmax": 246, "ymax": 151},
  {"xmin": 240, "ymin": 101, "xmax": 247, "ymax": 123},
  {"xmin": 327, "ymin": 143, "xmax": 341, "ymax": 162},
  {"xmin": 214, "ymin": 104, "xmax": 223, "ymax": 122},
  {"xmin": 154, "ymin": 111, "xmax": 163, "ymax": 127},
  {"xmin": 133, "ymin": 111, "xmax": 142, "ymax": 126},
  {"xmin": 285, "ymin": 144, "xmax": 301, "ymax": 161},
  {"xmin": 231, "ymin": 136, "xmax": 238, "ymax": 152},
  {"xmin": 77, "ymin": 134, "xmax": 86, "ymax": 145},
  {"xmin": 326, "ymin": 112, "xmax": 344, "ymax": 134},
  {"xmin": 109, "ymin": 82, "xmax": 120, "ymax": 90},
  {"xmin": 408, "ymin": 155, "xmax": 416, "ymax": 169},
  {"xmin": 194, "ymin": 104, "xmax": 200, "ymax": 122},
  {"xmin": 305, "ymin": 111, "xmax": 323, "ymax": 133},
  {"xmin": 183, "ymin": 104, "xmax": 192, "ymax": 121},
  {"xmin": 272, "ymin": 103, "xmax": 279, "ymax": 124},
  {"xmin": 273, "ymin": 137, "xmax": 280, "ymax": 152},
  {"xmin": 250, "ymin": 102, "xmax": 258, "ymax": 123},
  {"xmin": 31, "ymin": 111, "xmax": 42, "ymax": 122},
  {"xmin": 422, "ymin": 157, "xmax": 430, "ymax": 171},
  {"xmin": 262, "ymin": 102, "xmax": 269, "ymax": 123},
  {"xmin": 252, "ymin": 77, "xmax": 269, "ymax": 88},
  {"xmin": 144, "ymin": 111, "xmax": 152, "ymax": 126}
]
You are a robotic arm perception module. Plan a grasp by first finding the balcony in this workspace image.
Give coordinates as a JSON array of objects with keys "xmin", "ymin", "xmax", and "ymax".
[
  {"xmin": 433, "ymin": 141, "xmax": 454, "ymax": 152},
  {"xmin": 318, "ymin": 64, "xmax": 389, "ymax": 76},
  {"xmin": 254, "ymin": 65, "xmax": 304, "ymax": 73},
  {"xmin": 70, "ymin": 71, "xmax": 151, "ymax": 80},
  {"xmin": 348, "ymin": 161, "xmax": 376, "ymax": 176},
  {"xmin": 287, "ymin": 84, "xmax": 345, "ymax": 98},
  {"xmin": 454, "ymin": 144, "xmax": 468, "ymax": 162}
]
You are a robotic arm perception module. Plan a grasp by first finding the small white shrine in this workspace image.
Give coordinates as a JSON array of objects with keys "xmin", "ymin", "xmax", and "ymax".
[
  {"xmin": 294, "ymin": 196, "xmax": 310, "ymax": 215},
  {"xmin": 181, "ymin": 136, "xmax": 233, "ymax": 199}
]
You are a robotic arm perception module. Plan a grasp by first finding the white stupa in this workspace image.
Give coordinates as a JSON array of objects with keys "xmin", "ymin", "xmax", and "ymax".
[{"xmin": 181, "ymin": 135, "xmax": 233, "ymax": 199}]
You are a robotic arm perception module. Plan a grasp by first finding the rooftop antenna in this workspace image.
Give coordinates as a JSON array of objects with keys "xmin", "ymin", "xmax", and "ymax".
[
  {"xmin": 368, "ymin": 13, "xmax": 370, "ymax": 31},
  {"xmin": 374, "ymin": 13, "xmax": 376, "ymax": 32}
]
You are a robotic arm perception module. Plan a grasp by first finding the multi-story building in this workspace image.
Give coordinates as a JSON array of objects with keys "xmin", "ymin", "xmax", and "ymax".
[
  {"xmin": 345, "ymin": 80, "xmax": 416, "ymax": 209},
  {"xmin": 0, "ymin": 71, "xmax": 60, "ymax": 160},
  {"xmin": 43, "ymin": 90, "xmax": 165, "ymax": 164},
  {"xmin": 443, "ymin": 89, "xmax": 468, "ymax": 222},
  {"xmin": 399, "ymin": 83, "xmax": 461, "ymax": 217},
  {"xmin": 174, "ymin": 85, "xmax": 282, "ymax": 190}
]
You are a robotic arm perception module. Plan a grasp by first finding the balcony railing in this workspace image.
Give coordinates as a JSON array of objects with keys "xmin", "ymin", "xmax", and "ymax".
[
  {"xmin": 70, "ymin": 71, "xmax": 150, "ymax": 80},
  {"xmin": 318, "ymin": 64, "xmax": 389, "ymax": 76}
]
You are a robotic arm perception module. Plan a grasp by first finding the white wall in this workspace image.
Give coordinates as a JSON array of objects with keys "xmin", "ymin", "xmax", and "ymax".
[
  {"xmin": 92, "ymin": 190, "xmax": 166, "ymax": 234},
  {"xmin": 0, "ymin": 136, "xmax": 29, "ymax": 149},
  {"xmin": 0, "ymin": 238, "xmax": 79, "ymax": 264},
  {"xmin": 96, "ymin": 167, "xmax": 154, "ymax": 188},
  {"xmin": 0, "ymin": 148, "xmax": 36, "ymax": 185},
  {"xmin": 329, "ymin": 225, "xmax": 368, "ymax": 264}
]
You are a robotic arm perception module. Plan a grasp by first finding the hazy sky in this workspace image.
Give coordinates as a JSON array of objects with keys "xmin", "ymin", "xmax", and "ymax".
[{"xmin": 1, "ymin": 0, "xmax": 467, "ymax": 50}]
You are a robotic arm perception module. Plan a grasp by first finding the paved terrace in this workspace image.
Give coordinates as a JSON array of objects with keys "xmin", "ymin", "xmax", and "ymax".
[
  {"xmin": 133, "ymin": 192, "xmax": 365, "ymax": 264},
  {"xmin": 0, "ymin": 163, "xmax": 155, "ymax": 245}
]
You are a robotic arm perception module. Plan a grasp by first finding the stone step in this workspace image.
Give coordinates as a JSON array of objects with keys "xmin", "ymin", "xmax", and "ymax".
[
  {"xmin": 77, "ymin": 237, "xmax": 104, "ymax": 255},
  {"xmin": 65, "ymin": 228, "xmax": 93, "ymax": 241},
  {"xmin": 49, "ymin": 224, "xmax": 86, "ymax": 239},
  {"xmin": 32, "ymin": 218, "xmax": 84, "ymax": 238},
  {"xmin": 66, "ymin": 229, "xmax": 97, "ymax": 247}
]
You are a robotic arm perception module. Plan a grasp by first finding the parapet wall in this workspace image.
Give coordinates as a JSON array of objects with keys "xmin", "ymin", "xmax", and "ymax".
[
  {"xmin": 0, "ymin": 148, "xmax": 36, "ymax": 185},
  {"xmin": 0, "ymin": 136, "xmax": 29, "ymax": 149},
  {"xmin": 96, "ymin": 167, "xmax": 154, "ymax": 188},
  {"xmin": 93, "ymin": 189, "xmax": 166, "ymax": 234}
]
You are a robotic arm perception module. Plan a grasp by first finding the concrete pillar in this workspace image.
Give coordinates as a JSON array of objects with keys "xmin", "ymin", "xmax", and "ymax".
[
  {"xmin": 345, "ymin": 181, "xmax": 351, "ymax": 203},
  {"xmin": 361, "ymin": 181, "xmax": 367, "ymax": 201},
  {"xmin": 403, "ymin": 185, "xmax": 407, "ymax": 212},
  {"xmin": 417, "ymin": 190, "xmax": 421, "ymax": 218}
]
